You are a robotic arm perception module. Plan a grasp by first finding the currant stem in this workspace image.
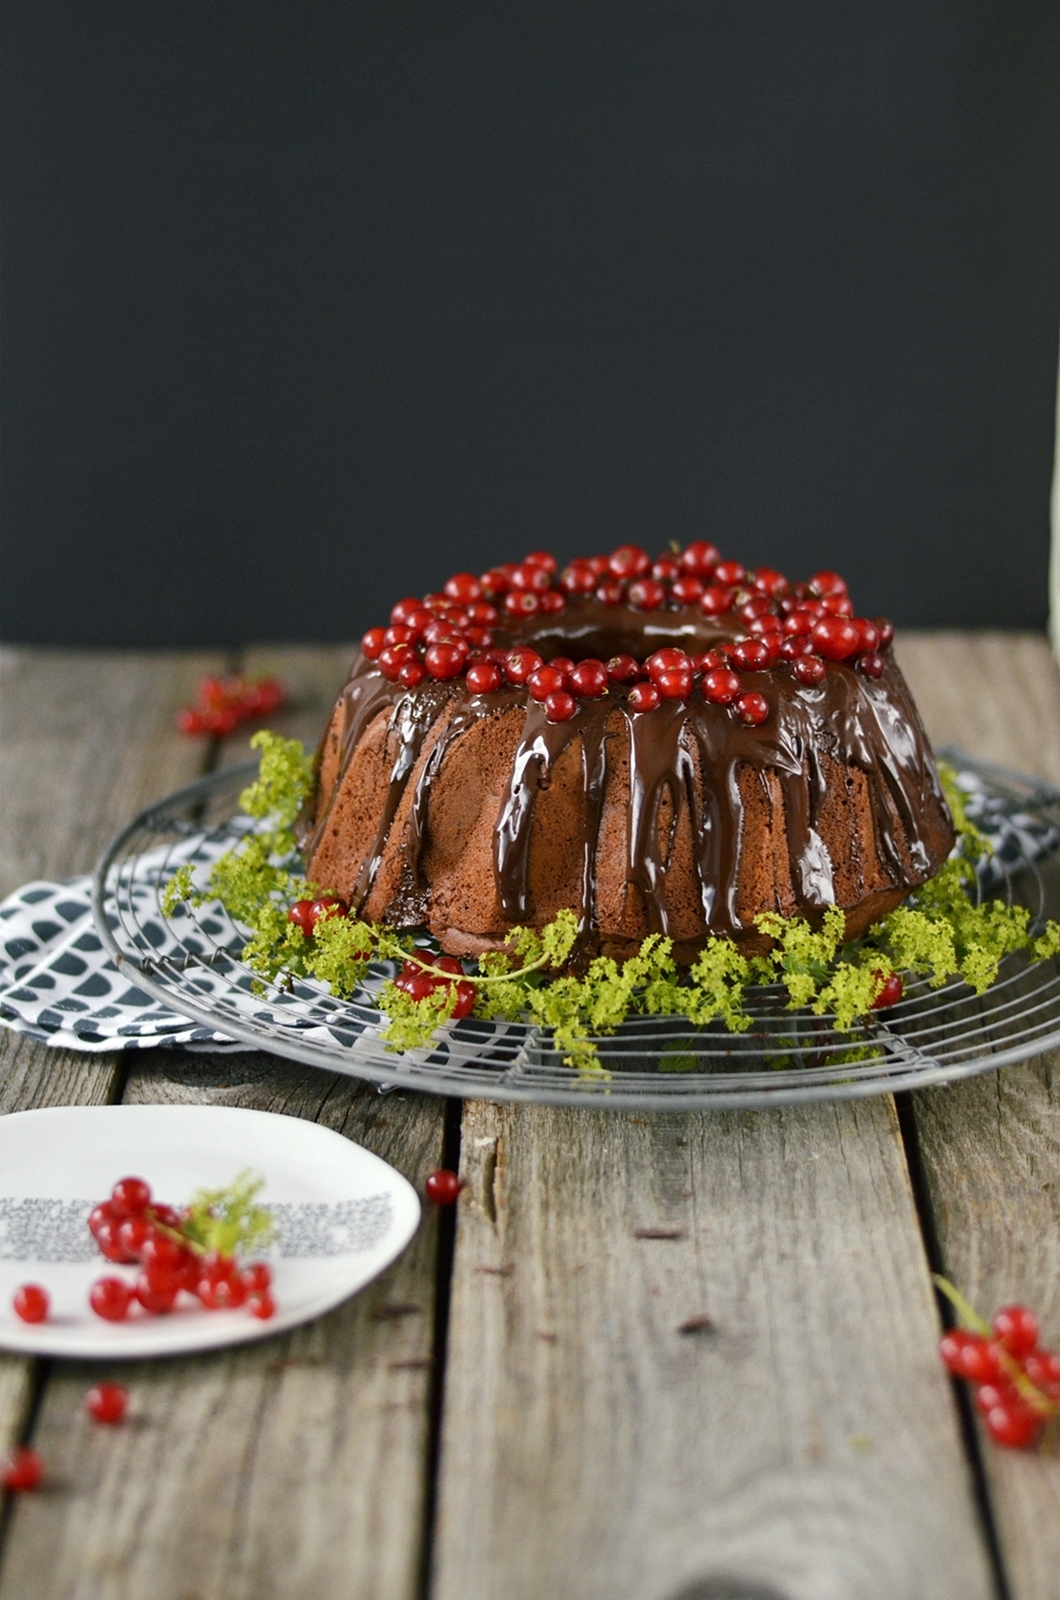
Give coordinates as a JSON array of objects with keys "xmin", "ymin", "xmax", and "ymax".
[
  {"xmin": 401, "ymin": 951, "xmax": 552, "ymax": 987},
  {"xmin": 932, "ymin": 1274, "xmax": 991, "ymax": 1336}
]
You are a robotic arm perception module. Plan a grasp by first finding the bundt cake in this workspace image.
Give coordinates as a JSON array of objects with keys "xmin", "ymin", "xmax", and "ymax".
[{"xmin": 299, "ymin": 544, "xmax": 955, "ymax": 964}]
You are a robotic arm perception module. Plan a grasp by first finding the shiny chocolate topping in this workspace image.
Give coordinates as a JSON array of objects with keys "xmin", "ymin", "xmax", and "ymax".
[{"xmin": 302, "ymin": 596, "xmax": 950, "ymax": 944}]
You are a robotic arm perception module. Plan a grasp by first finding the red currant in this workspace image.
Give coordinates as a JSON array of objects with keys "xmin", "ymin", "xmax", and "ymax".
[
  {"xmin": 523, "ymin": 550, "xmax": 557, "ymax": 573},
  {"xmin": 627, "ymin": 578, "xmax": 667, "ymax": 611},
  {"xmin": 479, "ymin": 568, "xmax": 511, "ymax": 597},
  {"xmin": 730, "ymin": 639, "xmax": 771, "ymax": 671},
  {"xmin": 135, "ymin": 1272, "xmax": 177, "ymax": 1315},
  {"xmin": 377, "ymin": 643, "xmax": 412, "ymax": 681},
  {"xmin": 992, "ymin": 1305, "xmax": 1039, "ymax": 1358},
  {"xmin": 397, "ymin": 659, "xmax": 427, "ymax": 689},
  {"xmin": 1023, "ymin": 1351, "xmax": 1060, "ymax": 1397},
  {"xmin": 811, "ymin": 618, "xmax": 861, "ymax": 661},
  {"xmin": 569, "ymin": 659, "xmax": 609, "ymax": 697},
  {"xmin": 361, "ymin": 624, "xmax": 390, "ymax": 656},
  {"xmin": 2, "ymin": 1448, "xmax": 43, "ymax": 1492},
  {"xmin": 12, "ymin": 1284, "xmax": 49, "ymax": 1324},
  {"xmin": 699, "ymin": 584, "xmax": 735, "ymax": 615},
  {"xmin": 871, "ymin": 972, "xmax": 904, "ymax": 1010},
  {"xmin": 527, "ymin": 666, "xmax": 567, "ymax": 702},
  {"xmin": 390, "ymin": 597, "xmax": 426, "ymax": 625},
  {"xmin": 628, "ymin": 682, "xmax": 661, "ymax": 713},
  {"xmin": 793, "ymin": 655, "xmax": 827, "ymax": 686},
  {"xmin": 509, "ymin": 562, "xmax": 552, "ymax": 594},
  {"xmin": 140, "ymin": 1229, "xmax": 186, "ymax": 1277},
  {"xmin": 734, "ymin": 692, "xmax": 769, "ymax": 727},
  {"xmin": 874, "ymin": 617, "xmax": 895, "ymax": 647},
  {"xmin": 466, "ymin": 660, "xmax": 503, "ymax": 694},
  {"xmin": 88, "ymin": 1201, "xmax": 118, "ymax": 1240},
  {"xmin": 537, "ymin": 589, "xmax": 566, "ymax": 615},
  {"xmin": 176, "ymin": 708, "xmax": 209, "ymax": 736},
  {"xmin": 383, "ymin": 624, "xmax": 418, "ymax": 649},
  {"xmin": 713, "ymin": 560, "xmax": 746, "ymax": 587},
  {"xmin": 738, "ymin": 594, "xmax": 774, "ymax": 623},
  {"xmin": 504, "ymin": 590, "xmax": 540, "ymax": 618},
  {"xmin": 505, "ymin": 648, "xmax": 544, "ymax": 686},
  {"xmin": 702, "ymin": 668, "xmax": 741, "ymax": 706},
  {"xmin": 310, "ymin": 896, "xmax": 348, "ymax": 928},
  {"xmin": 197, "ymin": 1275, "xmax": 247, "ymax": 1311},
  {"xmin": 242, "ymin": 1262, "xmax": 273, "ymax": 1294},
  {"xmin": 118, "ymin": 1215, "xmax": 152, "ymax": 1259},
  {"xmin": 444, "ymin": 572, "xmax": 483, "ymax": 603},
  {"xmin": 856, "ymin": 652, "xmax": 885, "ymax": 679},
  {"xmin": 654, "ymin": 669, "xmax": 691, "ymax": 701},
  {"xmin": 809, "ymin": 570, "xmax": 848, "ymax": 597},
  {"xmin": 559, "ymin": 561, "xmax": 596, "ymax": 594},
  {"xmin": 86, "ymin": 1383, "xmax": 128, "ymax": 1424},
  {"xmin": 671, "ymin": 575, "xmax": 704, "ymax": 604},
  {"xmin": 652, "ymin": 556, "xmax": 680, "ymax": 582},
  {"xmin": 606, "ymin": 655, "xmax": 642, "ymax": 684},
  {"xmin": 249, "ymin": 1291, "xmax": 276, "ymax": 1320},
  {"xmin": 939, "ymin": 1329, "xmax": 1001, "ymax": 1382},
  {"xmin": 287, "ymin": 899, "xmax": 317, "ymax": 936},
  {"xmin": 425, "ymin": 1169, "xmax": 462, "ymax": 1204},
  {"xmin": 545, "ymin": 691, "xmax": 578, "ymax": 723},
  {"xmin": 95, "ymin": 1218, "xmax": 138, "ymax": 1264},
  {"xmin": 984, "ymin": 1401, "xmax": 1041, "ymax": 1450},
  {"xmin": 111, "ymin": 1178, "xmax": 151, "ymax": 1219},
  {"xmin": 595, "ymin": 579, "xmax": 627, "ymax": 606},
  {"xmin": 425, "ymin": 641, "xmax": 470, "ymax": 681},
  {"xmin": 608, "ymin": 544, "xmax": 650, "ymax": 579},
  {"xmin": 90, "ymin": 1277, "xmax": 133, "ymax": 1322},
  {"xmin": 679, "ymin": 541, "xmax": 720, "ymax": 576},
  {"xmin": 751, "ymin": 566, "xmax": 789, "ymax": 599},
  {"xmin": 646, "ymin": 648, "xmax": 691, "ymax": 682}
]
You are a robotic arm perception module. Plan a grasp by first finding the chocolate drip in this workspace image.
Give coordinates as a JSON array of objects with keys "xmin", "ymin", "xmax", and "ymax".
[{"xmin": 306, "ymin": 593, "xmax": 953, "ymax": 949}]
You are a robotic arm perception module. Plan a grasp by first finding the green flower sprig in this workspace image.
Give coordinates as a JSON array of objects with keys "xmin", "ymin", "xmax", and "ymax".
[{"xmin": 161, "ymin": 733, "xmax": 1060, "ymax": 1073}]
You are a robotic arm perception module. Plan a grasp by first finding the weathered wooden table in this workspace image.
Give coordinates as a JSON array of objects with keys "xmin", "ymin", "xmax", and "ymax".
[{"xmin": 1, "ymin": 634, "xmax": 1058, "ymax": 1600}]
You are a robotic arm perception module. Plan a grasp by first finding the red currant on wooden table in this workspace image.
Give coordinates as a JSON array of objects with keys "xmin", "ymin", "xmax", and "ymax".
[
  {"xmin": 86, "ymin": 1383, "xmax": 128, "ymax": 1424},
  {"xmin": 12, "ymin": 1284, "xmax": 49, "ymax": 1324},
  {"xmin": 2, "ymin": 1448, "xmax": 44, "ymax": 1492},
  {"xmin": 425, "ymin": 1169, "xmax": 462, "ymax": 1205},
  {"xmin": 934, "ymin": 1276, "xmax": 1059, "ymax": 1449}
]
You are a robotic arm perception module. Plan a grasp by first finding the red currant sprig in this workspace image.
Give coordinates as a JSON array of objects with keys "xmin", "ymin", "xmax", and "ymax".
[
  {"xmin": 85, "ymin": 1176, "xmax": 277, "ymax": 1323},
  {"xmin": 176, "ymin": 675, "xmax": 286, "ymax": 738},
  {"xmin": 934, "ymin": 1276, "xmax": 1060, "ymax": 1449}
]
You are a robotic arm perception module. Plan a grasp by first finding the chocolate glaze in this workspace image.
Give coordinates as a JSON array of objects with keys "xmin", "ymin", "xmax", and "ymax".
[{"xmin": 301, "ymin": 598, "xmax": 952, "ymax": 946}]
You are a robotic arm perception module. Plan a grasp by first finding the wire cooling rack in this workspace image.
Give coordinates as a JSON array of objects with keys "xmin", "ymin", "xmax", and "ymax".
[{"xmin": 91, "ymin": 750, "xmax": 1060, "ymax": 1109}]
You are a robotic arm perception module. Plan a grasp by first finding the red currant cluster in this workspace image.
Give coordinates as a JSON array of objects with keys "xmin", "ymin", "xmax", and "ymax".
[
  {"xmin": 360, "ymin": 547, "xmax": 891, "ymax": 723},
  {"xmin": 176, "ymin": 674, "xmax": 286, "ymax": 737},
  {"xmin": 395, "ymin": 951, "xmax": 476, "ymax": 1018},
  {"xmin": 940, "ymin": 1299, "xmax": 1060, "ymax": 1448},
  {"xmin": 287, "ymin": 894, "xmax": 349, "ymax": 936},
  {"xmin": 11, "ymin": 1176, "xmax": 276, "ymax": 1330}
]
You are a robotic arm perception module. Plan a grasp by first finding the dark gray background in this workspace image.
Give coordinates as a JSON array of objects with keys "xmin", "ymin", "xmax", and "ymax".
[{"xmin": 2, "ymin": 2, "xmax": 1058, "ymax": 647}]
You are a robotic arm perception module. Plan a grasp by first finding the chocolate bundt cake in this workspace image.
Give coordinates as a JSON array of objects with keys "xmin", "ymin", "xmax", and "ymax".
[{"xmin": 299, "ymin": 544, "xmax": 955, "ymax": 963}]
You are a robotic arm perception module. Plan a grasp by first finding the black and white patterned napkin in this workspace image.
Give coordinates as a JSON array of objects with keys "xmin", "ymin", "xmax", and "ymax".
[{"xmin": 1, "ymin": 770, "xmax": 1056, "ymax": 1053}]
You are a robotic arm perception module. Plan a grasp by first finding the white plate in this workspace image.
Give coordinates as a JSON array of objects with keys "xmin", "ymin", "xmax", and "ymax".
[{"xmin": 0, "ymin": 1104, "xmax": 421, "ymax": 1358}]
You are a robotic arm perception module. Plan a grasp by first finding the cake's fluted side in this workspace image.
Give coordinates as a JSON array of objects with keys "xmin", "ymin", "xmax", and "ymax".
[{"xmin": 300, "ymin": 599, "xmax": 955, "ymax": 961}]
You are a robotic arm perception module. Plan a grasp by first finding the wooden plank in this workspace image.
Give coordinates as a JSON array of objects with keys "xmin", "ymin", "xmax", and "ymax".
[
  {"xmin": 214, "ymin": 644, "xmax": 356, "ymax": 770},
  {"xmin": 896, "ymin": 630, "xmax": 1060, "ymax": 1600},
  {"xmin": 433, "ymin": 1098, "xmax": 995, "ymax": 1600},
  {"xmin": 896, "ymin": 630, "xmax": 1060, "ymax": 785},
  {"xmin": 0, "ymin": 647, "xmax": 220, "ymax": 1502},
  {"xmin": 0, "ymin": 646, "xmax": 224, "ymax": 898},
  {"xmin": 0, "ymin": 1052, "xmax": 446, "ymax": 1600}
]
